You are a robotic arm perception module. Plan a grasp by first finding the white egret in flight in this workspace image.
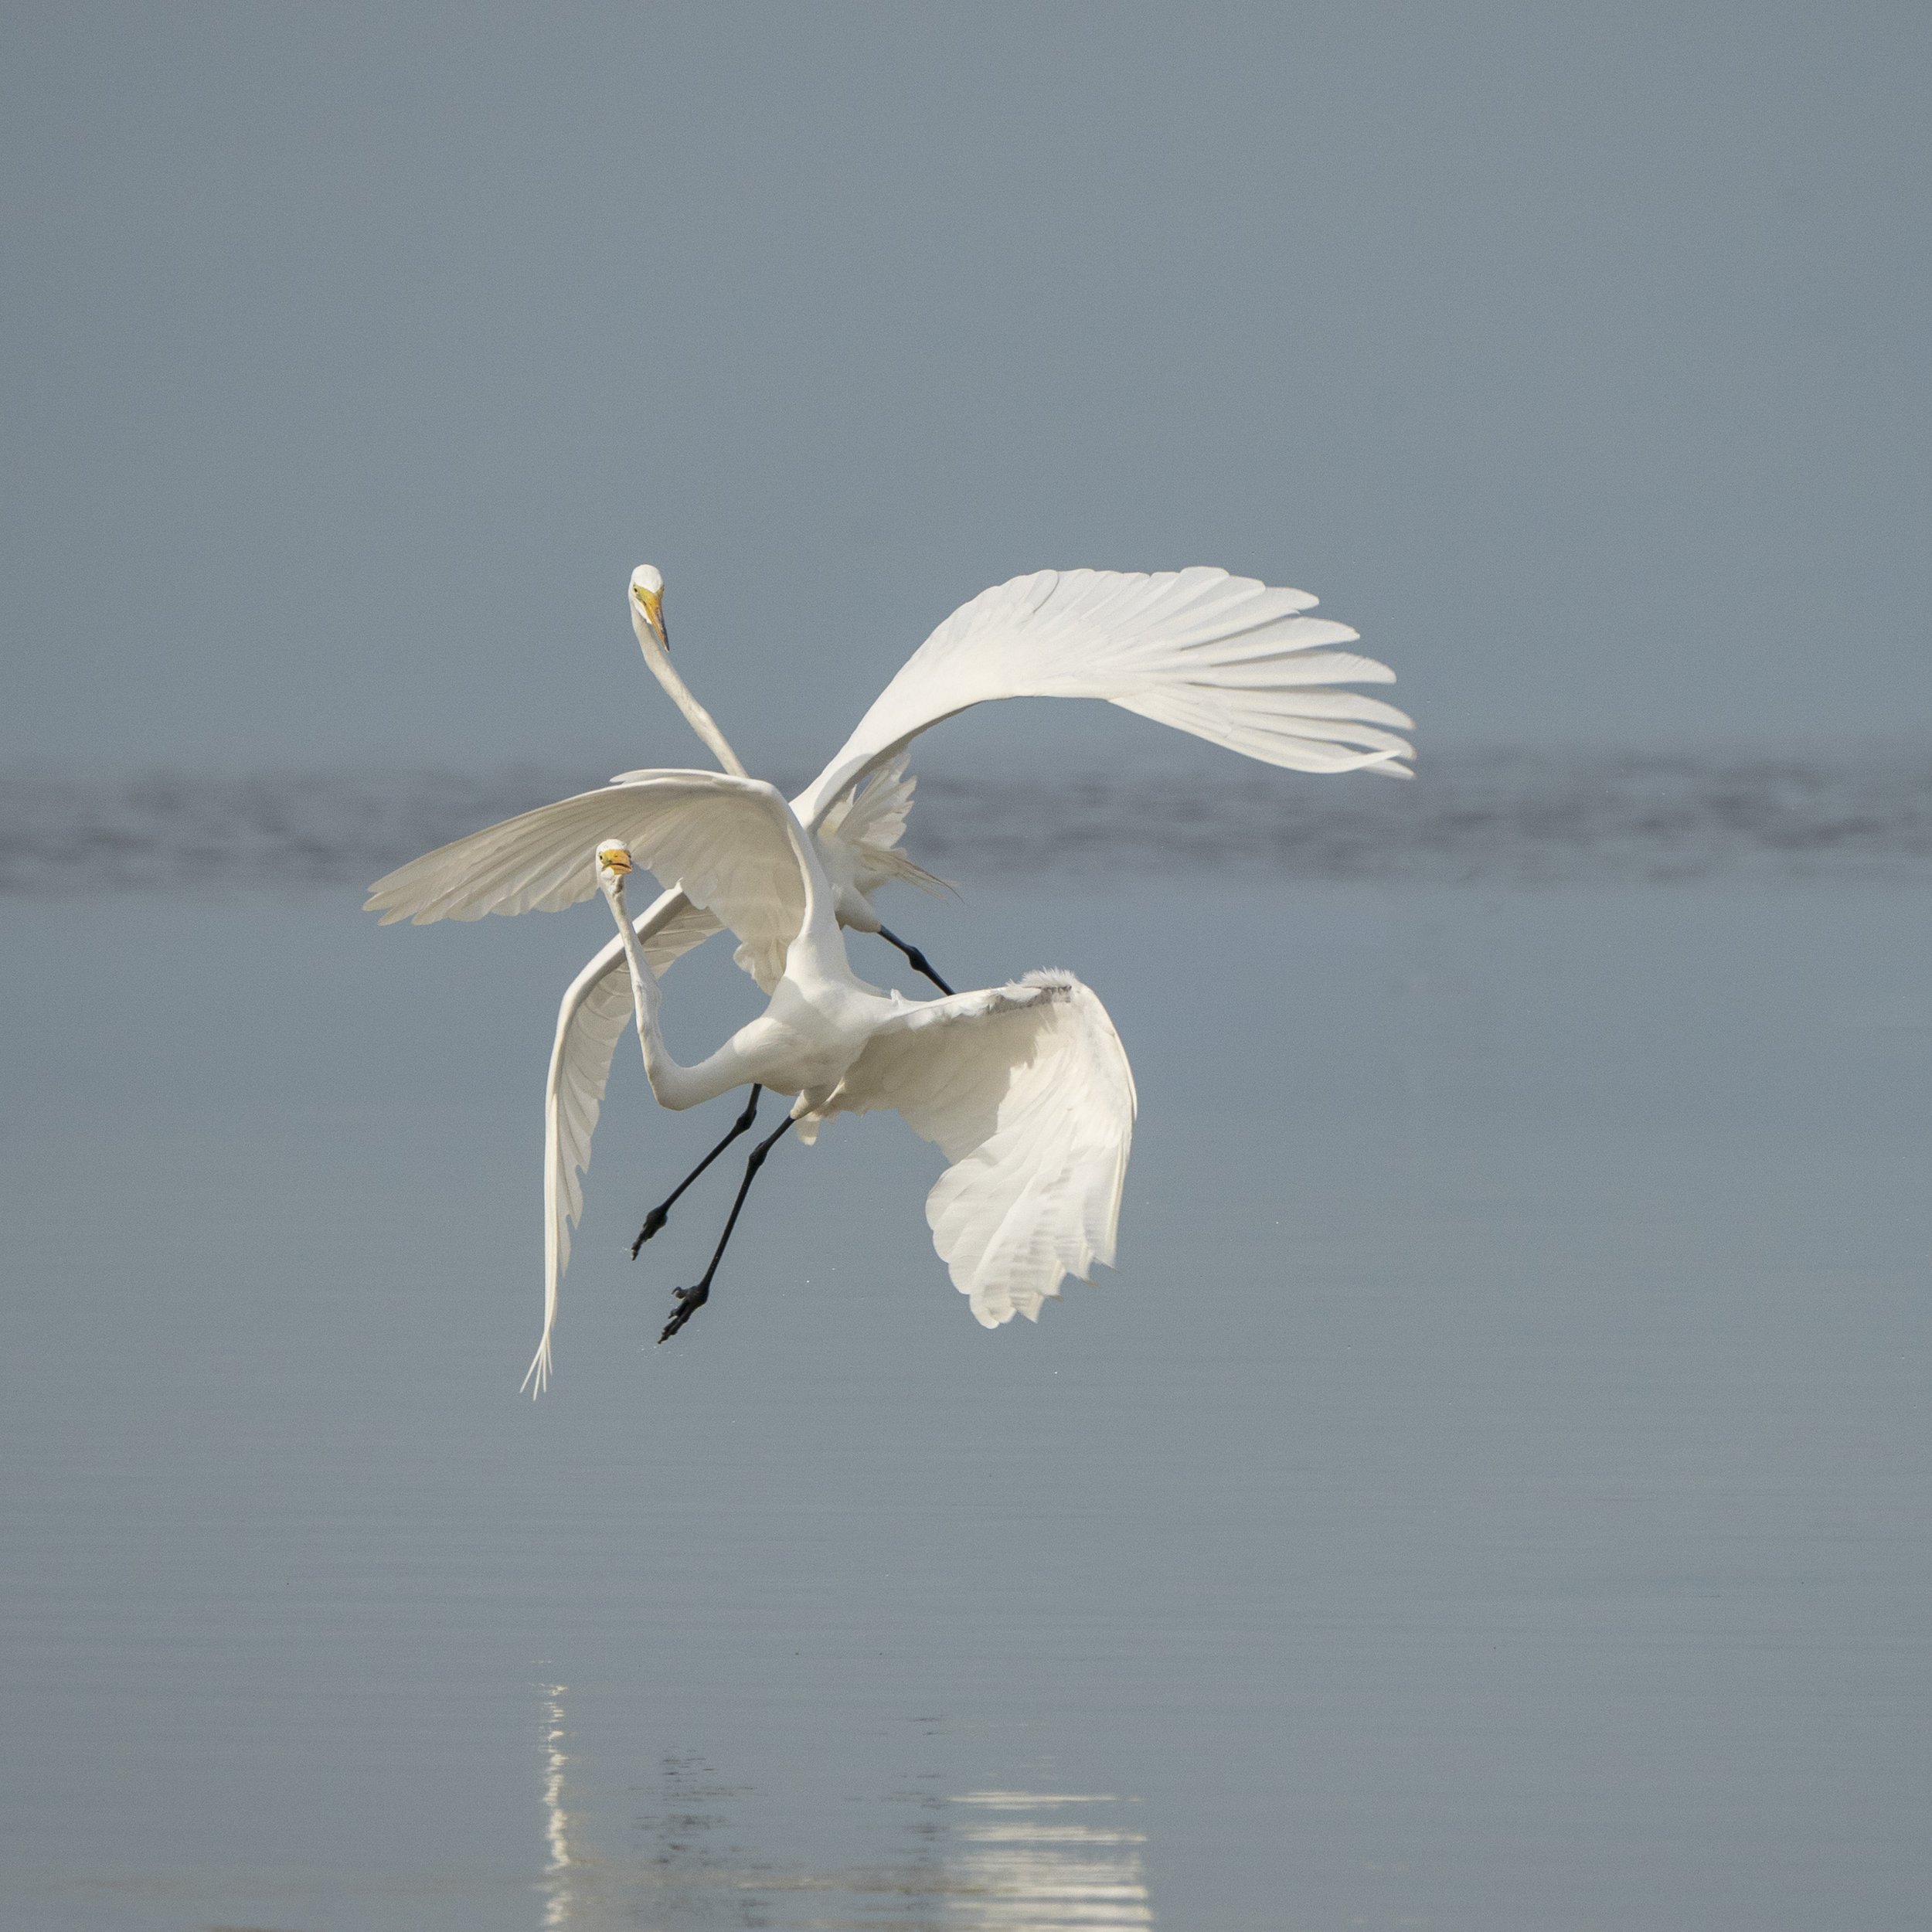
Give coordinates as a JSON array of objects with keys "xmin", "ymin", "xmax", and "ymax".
[
  {"xmin": 367, "ymin": 564, "xmax": 1413, "ymax": 1380},
  {"xmin": 583, "ymin": 777, "xmax": 1135, "ymax": 1387}
]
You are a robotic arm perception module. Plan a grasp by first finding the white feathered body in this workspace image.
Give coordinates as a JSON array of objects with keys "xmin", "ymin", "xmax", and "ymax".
[
  {"xmin": 700, "ymin": 960, "xmax": 896, "ymax": 1118},
  {"xmin": 366, "ymin": 563, "xmax": 1411, "ymax": 1376}
]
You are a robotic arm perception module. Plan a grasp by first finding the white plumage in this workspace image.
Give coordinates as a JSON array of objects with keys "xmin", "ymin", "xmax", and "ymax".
[
  {"xmin": 820, "ymin": 971, "xmax": 1135, "ymax": 1326},
  {"xmin": 522, "ymin": 776, "xmax": 1134, "ymax": 1388},
  {"xmin": 793, "ymin": 565, "xmax": 1411, "ymax": 828},
  {"xmin": 367, "ymin": 563, "xmax": 1410, "ymax": 1380}
]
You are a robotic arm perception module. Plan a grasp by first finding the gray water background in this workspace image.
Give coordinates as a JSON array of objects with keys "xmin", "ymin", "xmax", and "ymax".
[
  {"xmin": 8, "ymin": 2, "xmax": 1930, "ymax": 1919},
  {"xmin": 2, "ymin": 767, "xmax": 1927, "ymax": 1930}
]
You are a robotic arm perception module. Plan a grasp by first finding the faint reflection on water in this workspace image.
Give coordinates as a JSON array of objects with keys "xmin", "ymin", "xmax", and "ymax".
[
  {"xmin": 945, "ymin": 1793, "xmax": 1151, "ymax": 1930},
  {"xmin": 536, "ymin": 1688, "xmax": 1153, "ymax": 1931},
  {"xmin": 541, "ymin": 1685, "xmax": 573, "ymax": 1930}
]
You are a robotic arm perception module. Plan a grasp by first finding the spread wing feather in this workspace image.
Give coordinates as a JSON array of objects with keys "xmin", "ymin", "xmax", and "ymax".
[
  {"xmin": 529, "ymin": 889, "xmax": 723, "ymax": 1392},
  {"xmin": 364, "ymin": 770, "xmax": 807, "ymax": 965},
  {"xmin": 366, "ymin": 770, "xmax": 822, "ymax": 1396},
  {"xmin": 819, "ymin": 971, "xmax": 1136, "ymax": 1327},
  {"xmin": 794, "ymin": 566, "xmax": 1413, "ymax": 828}
]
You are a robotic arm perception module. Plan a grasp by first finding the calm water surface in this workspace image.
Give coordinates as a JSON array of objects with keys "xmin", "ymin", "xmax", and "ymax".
[{"xmin": 2, "ymin": 874, "xmax": 1927, "ymax": 1929}]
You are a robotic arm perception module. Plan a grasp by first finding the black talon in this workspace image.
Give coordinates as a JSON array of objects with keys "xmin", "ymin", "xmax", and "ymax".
[
  {"xmin": 876, "ymin": 924, "xmax": 955, "ymax": 996},
  {"xmin": 660, "ymin": 1284, "xmax": 709, "ymax": 1342},
  {"xmin": 631, "ymin": 1086, "xmax": 764, "ymax": 1255}
]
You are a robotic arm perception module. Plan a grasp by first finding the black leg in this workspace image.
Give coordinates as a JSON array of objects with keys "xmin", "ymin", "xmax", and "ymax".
[
  {"xmin": 876, "ymin": 925, "xmax": 955, "ymax": 996},
  {"xmin": 631, "ymin": 1086, "xmax": 763, "ymax": 1257},
  {"xmin": 660, "ymin": 1112, "xmax": 798, "ymax": 1343}
]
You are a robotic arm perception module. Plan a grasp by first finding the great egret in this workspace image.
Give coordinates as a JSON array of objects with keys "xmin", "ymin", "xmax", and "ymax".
[
  {"xmin": 366, "ymin": 563, "xmax": 1413, "ymax": 1365},
  {"xmin": 618, "ymin": 566, "xmax": 954, "ymax": 991},
  {"xmin": 557, "ymin": 775, "xmax": 1134, "ymax": 1386}
]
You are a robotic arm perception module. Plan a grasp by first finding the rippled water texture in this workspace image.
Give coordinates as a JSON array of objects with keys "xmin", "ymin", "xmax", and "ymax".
[
  {"xmin": 1, "ymin": 799, "xmax": 1927, "ymax": 1927},
  {"xmin": 7, "ymin": 743, "xmax": 1932, "ymax": 895}
]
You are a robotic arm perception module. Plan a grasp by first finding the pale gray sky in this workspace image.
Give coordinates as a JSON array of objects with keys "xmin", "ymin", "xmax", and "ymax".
[{"xmin": 5, "ymin": 2, "xmax": 1927, "ymax": 777}]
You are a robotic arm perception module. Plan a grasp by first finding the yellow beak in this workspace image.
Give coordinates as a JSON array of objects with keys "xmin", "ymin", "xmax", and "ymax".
[
  {"xmin": 597, "ymin": 845, "xmax": 633, "ymax": 876},
  {"xmin": 631, "ymin": 581, "xmax": 667, "ymax": 647}
]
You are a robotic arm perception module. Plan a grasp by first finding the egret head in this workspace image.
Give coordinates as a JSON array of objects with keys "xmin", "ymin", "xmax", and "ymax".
[
  {"xmin": 629, "ymin": 565, "xmax": 668, "ymax": 651},
  {"xmin": 595, "ymin": 842, "xmax": 634, "ymax": 886}
]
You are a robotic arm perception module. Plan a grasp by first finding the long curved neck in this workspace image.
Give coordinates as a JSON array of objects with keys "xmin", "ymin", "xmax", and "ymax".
[
  {"xmin": 775, "ymin": 791, "xmax": 845, "ymax": 968},
  {"xmin": 604, "ymin": 877, "xmax": 753, "ymax": 1110},
  {"xmin": 635, "ymin": 631, "xmax": 750, "ymax": 778}
]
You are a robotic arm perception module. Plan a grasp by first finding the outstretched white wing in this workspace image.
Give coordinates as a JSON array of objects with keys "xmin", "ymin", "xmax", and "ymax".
[
  {"xmin": 364, "ymin": 769, "xmax": 808, "ymax": 965},
  {"xmin": 370, "ymin": 770, "xmax": 831, "ymax": 1393},
  {"xmin": 376, "ymin": 565, "xmax": 1396, "ymax": 1380},
  {"xmin": 529, "ymin": 887, "xmax": 723, "ymax": 1393},
  {"xmin": 794, "ymin": 566, "xmax": 1413, "ymax": 828},
  {"xmin": 820, "ymin": 971, "xmax": 1136, "ymax": 1327}
]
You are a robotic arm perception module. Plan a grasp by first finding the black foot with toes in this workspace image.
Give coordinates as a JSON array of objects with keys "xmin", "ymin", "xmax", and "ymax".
[
  {"xmin": 631, "ymin": 1204, "xmax": 669, "ymax": 1257},
  {"xmin": 659, "ymin": 1283, "xmax": 709, "ymax": 1343},
  {"xmin": 651, "ymin": 1113, "xmax": 794, "ymax": 1349}
]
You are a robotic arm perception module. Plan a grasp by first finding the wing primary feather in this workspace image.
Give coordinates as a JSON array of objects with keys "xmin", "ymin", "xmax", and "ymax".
[
  {"xmin": 817, "ymin": 971, "xmax": 1134, "ymax": 1328},
  {"xmin": 794, "ymin": 567, "xmax": 1410, "ymax": 829},
  {"xmin": 525, "ymin": 884, "xmax": 723, "ymax": 1395}
]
